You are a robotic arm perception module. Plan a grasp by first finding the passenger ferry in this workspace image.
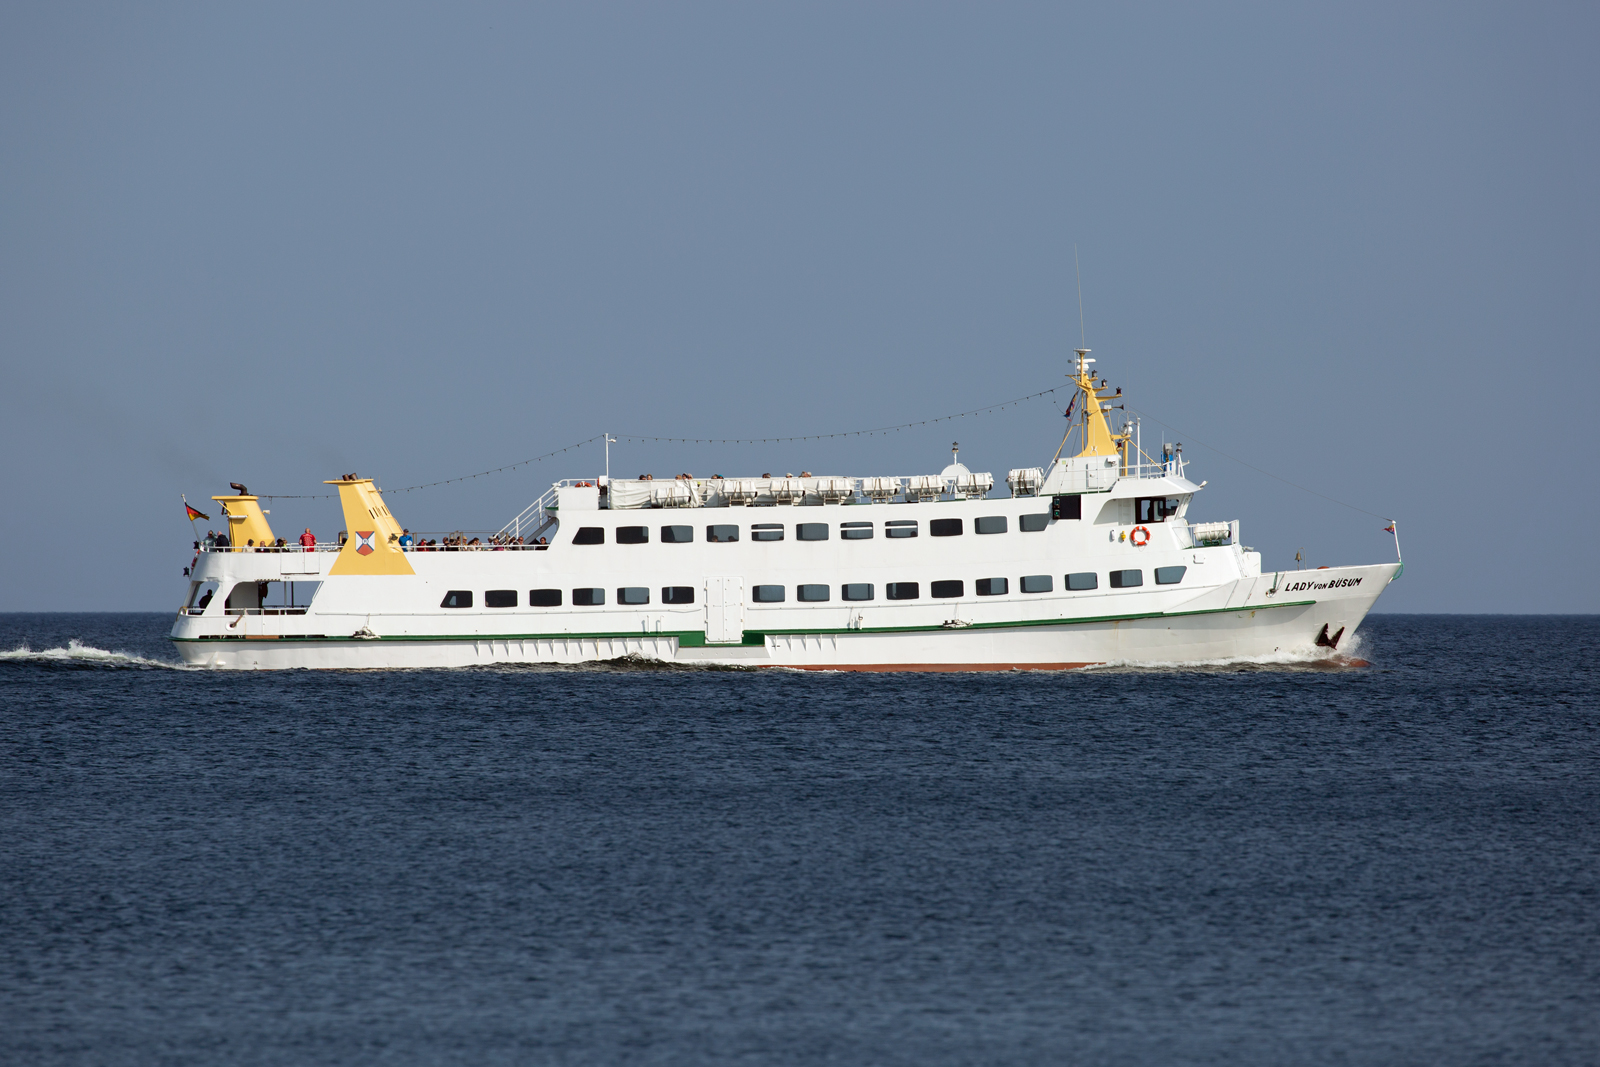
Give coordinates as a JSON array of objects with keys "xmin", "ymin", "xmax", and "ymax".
[{"xmin": 170, "ymin": 351, "xmax": 1400, "ymax": 670}]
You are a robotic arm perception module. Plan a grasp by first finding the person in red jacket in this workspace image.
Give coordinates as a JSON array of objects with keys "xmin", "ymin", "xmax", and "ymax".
[{"xmin": 299, "ymin": 528, "xmax": 316, "ymax": 550}]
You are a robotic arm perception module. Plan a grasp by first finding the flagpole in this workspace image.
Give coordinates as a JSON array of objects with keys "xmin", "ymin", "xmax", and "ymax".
[{"xmin": 1388, "ymin": 519, "xmax": 1402, "ymax": 563}]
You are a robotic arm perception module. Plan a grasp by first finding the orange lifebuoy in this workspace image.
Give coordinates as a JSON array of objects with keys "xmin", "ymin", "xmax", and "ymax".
[{"xmin": 1130, "ymin": 525, "xmax": 1150, "ymax": 546}]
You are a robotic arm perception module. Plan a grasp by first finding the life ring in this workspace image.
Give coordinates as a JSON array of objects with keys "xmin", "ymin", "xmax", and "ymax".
[{"xmin": 1130, "ymin": 525, "xmax": 1150, "ymax": 547}]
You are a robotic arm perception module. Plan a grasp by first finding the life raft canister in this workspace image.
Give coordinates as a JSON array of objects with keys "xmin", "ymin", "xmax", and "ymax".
[{"xmin": 1130, "ymin": 525, "xmax": 1151, "ymax": 547}]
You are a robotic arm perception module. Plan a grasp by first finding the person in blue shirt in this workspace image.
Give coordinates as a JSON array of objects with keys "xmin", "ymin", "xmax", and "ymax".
[{"xmin": 398, "ymin": 529, "xmax": 414, "ymax": 550}]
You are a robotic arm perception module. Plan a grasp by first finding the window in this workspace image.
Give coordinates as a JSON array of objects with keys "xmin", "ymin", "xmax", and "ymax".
[
  {"xmin": 661, "ymin": 525, "xmax": 694, "ymax": 543},
  {"xmin": 887, "ymin": 582, "xmax": 919, "ymax": 600},
  {"xmin": 752, "ymin": 585, "xmax": 785, "ymax": 603},
  {"xmin": 618, "ymin": 587, "xmax": 649, "ymax": 605},
  {"xmin": 662, "ymin": 586, "xmax": 695, "ymax": 604},
  {"xmin": 1019, "ymin": 513, "xmax": 1049, "ymax": 532},
  {"xmin": 976, "ymin": 577, "xmax": 1008, "ymax": 596},
  {"xmin": 706, "ymin": 525, "xmax": 739, "ymax": 543},
  {"xmin": 1110, "ymin": 570, "xmax": 1143, "ymax": 588},
  {"xmin": 842, "ymin": 583, "xmax": 874, "ymax": 601},
  {"xmin": 796, "ymin": 523, "xmax": 828, "ymax": 541},
  {"xmin": 1155, "ymin": 566, "xmax": 1187, "ymax": 585},
  {"xmin": 841, "ymin": 522, "xmax": 873, "ymax": 540},
  {"xmin": 975, "ymin": 516, "xmax": 1007, "ymax": 534},
  {"xmin": 798, "ymin": 584, "xmax": 830, "ymax": 602},
  {"xmin": 530, "ymin": 588, "xmax": 562, "ymax": 607},
  {"xmin": 185, "ymin": 579, "xmax": 220, "ymax": 615},
  {"xmin": 440, "ymin": 590, "xmax": 474, "ymax": 608},
  {"xmin": 1051, "ymin": 496, "xmax": 1082, "ymax": 520},
  {"xmin": 1066, "ymin": 572, "xmax": 1098, "ymax": 591},
  {"xmin": 1020, "ymin": 575, "xmax": 1053, "ymax": 594},
  {"xmin": 616, "ymin": 526, "xmax": 649, "ymax": 544},
  {"xmin": 573, "ymin": 527, "xmax": 604, "ymax": 545},
  {"xmin": 930, "ymin": 518, "xmax": 963, "ymax": 537},
  {"xmin": 1136, "ymin": 497, "xmax": 1179, "ymax": 524},
  {"xmin": 931, "ymin": 580, "xmax": 964, "ymax": 598},
  {"xmin": 751, "ymin": 523, "xmax": 784, "ymax": 542},
  {"xmin": 485, "ymin": 589, "xmax": 517, "ymax": 608},
  {"xmin": 885, "ymin": 520, "xmax": 918, "ymax": 539},
  {"xmin": 572, "ymin": 588, "xmax": 605, "ymax": 606}
]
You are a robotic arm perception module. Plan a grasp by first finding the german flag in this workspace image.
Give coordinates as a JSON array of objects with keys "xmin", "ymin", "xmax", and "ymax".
[{"xmin": 186, "ymin": 503, "xmax": 210, "ymax": 522}]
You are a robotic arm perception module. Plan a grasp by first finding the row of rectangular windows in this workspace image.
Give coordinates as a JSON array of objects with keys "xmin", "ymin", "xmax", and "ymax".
[
  {"xmin": 438, "ymin": 567, "xmax": 1185, "ymax": 608},
  {"xmin": 574, "ymin": 513, "xmax": 1056, "ymax": 545}
]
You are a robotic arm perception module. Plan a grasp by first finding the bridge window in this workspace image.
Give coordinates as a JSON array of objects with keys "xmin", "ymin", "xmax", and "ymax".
[
  {"xmin": 662, "ymin": 586, "xmax": 695, "ymax": 604},
  {"xmin": 1136, "ymin": 497, "xmax": 1178, "ymax": 524},
  {"xmin": 842, "ymin": 583, "xmax": 874, "ymax": 601},
  {"xmin": 751, "ymin": 523, "xmax": 784, "ymax": 542},
  {"xmin": 616, "ymin": 526, "xmax": 649, "ymax": 544},
  {"xmin": 1020, "ymin": 575, "xmax": 1053, "ymax": 594},
  {"xmin": 931, "ymin": 580, "xmax": 964, "ymax": 598},
  {"xmin": 752, "ymin": 585, "xmax": 785, "ymax": 603},
  {"xmin": 618, "ymin": 587, "xmax": 649, "ymax": 605},
  {"xmin": 530, "ymin": 588, "xmax": 562, "ymax": 607},
  {"xmin": 706, "ymin": 525, "xmax": 739, "ymax": 543},
  {"xmin": 440, "ymin": 590, "xmax": 474, "ymax": 608},
  {"xmin": 930, "ymin": 518, "xmax": 962, "ymax": 537},
  {"xmin": 1051, "ymin": 496, "xmax": 1081, "ymax": 520},
  {"xmin": 1067, "ymin": 572, "xmax": 1098, "ymax": 591},
  {"xmin": 840, "ymin": 522, "xmax": 873, "ymax": 540},
  {"xmin": 572, "ymin": 588, "xmax": 605, "ymax": 606},
  {"xmin": 975, "ymin": 516, "xmax": 1007, "ymax": 534},
  {"xmin": 796, "ymin": 523, "xmax": 828, "ymax": 541},
  {"xmin": 661, "ymin": 525, "xmax": 694, "ymax": 543},
  {"xmin": 976, "ymin": 577, "xmax": 1008, "ymax": 596},
  {"xmin": 1155, "ymin": 566, "xmax": 1187, "ymax": 585},
  {"xmin": 887, "ymin": 582, "xmax": 919, "ymax": 601},
  {"xmin": 798, "ymin": 584, "xmax": 830, "ymax": 602},
  {"xmin": 1110, "ymin": 570, "xmax": 1143, "ymax": 588},
  {"xmin": 885, "ymin": 520, "xmax": 917, "ymax": 539},
  {"xmin": 485, "ymin": 590, "xmax": 517, "ymax": 608},
  {"xmin": 573, "ymin": 527, "xmax": 604, "ymax": 545},
  {"xmin": 1019, "ymin": 513, "xmax": 1049, "ymax": 532}
]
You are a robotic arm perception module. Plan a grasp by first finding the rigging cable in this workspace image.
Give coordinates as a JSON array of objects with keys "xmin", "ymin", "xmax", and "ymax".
[{"xmin": 1125, "ymin": 406, "xmax": 1394, "ymax": 522}]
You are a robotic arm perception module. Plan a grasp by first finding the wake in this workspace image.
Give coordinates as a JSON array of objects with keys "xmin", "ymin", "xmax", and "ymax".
[{"xmin": 0, "ymin": 640, "xmax": 186, "ymax": 670}]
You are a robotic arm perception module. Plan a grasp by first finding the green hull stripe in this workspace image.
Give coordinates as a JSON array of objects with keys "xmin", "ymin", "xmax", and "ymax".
[{"xmin": 170, "ymin": 599, "xmax": 1315, "ymax": 645}]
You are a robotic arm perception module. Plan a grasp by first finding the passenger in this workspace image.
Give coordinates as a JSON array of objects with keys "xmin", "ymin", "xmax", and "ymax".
[
  {"xmin": 203, "ymin": 530, "xmax": 217, "ymax": 549},
  {"xmin": 537, "ymin": 536, "xmax": 548, "ymax": 545},
  {"xmin": 300, "ymin": 528, "xmax": 316, "ymax": 550},
  {"xmin": 275, "ymin": 538, "xmax": 286, "ymax": 550},
  {"xmin": 195, "ymin": 589, "xmax": 213, "ymax": 610},
  {"xmin": 337, "ymin": 531, "xmax": 348, "ymax": 547},
  {"xmin": 398, "ymin": 529, "xmax": 414, "ymax": 550},
  {"xmin": 215, "ymin": 533, "xmax": 230, "ymax": 548}
]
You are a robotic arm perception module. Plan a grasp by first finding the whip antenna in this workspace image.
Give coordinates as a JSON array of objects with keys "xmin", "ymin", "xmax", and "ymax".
[{"xmin": 1074, "ymin": 243, "xmax": 1086, "ymax": 349}]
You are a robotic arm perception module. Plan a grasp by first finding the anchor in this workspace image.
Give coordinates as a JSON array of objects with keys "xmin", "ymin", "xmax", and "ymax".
[{"xmin": 1314, "ymin": 623, "xmax": 1345, "ymax": 649}]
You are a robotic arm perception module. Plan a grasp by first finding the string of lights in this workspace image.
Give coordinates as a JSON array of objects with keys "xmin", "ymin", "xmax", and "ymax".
[
  {"xmin": 257, "ymin": 383, "xmax": 1069, "ymax": 500},
  {"xmin": 616, "ymin": 384, "xmax": 1067, "ymax": 445}
]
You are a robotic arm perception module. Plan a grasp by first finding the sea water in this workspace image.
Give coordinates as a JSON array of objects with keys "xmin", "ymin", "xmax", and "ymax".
[{"xmin": 1, "ymin": 613, "xmax": 1596, "ymax": 1065}]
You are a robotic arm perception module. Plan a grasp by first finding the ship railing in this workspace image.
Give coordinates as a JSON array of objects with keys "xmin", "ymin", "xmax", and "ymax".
[
  {"xmin": 197, "ymin": 543, "xmax": 341, "ymax": 553},
  {"xmin": 1175, "ymin": 520, "xmax": 1239, "ymax": 548},
  {"xmin": 223, "ymin": 607, "xmax": 310, "ymax": 616},
  {"xmin": 1121, "ymin": 460, "xmax": 1188, "ymax": 480},
  {"xmin": 498, "ymin": 483, "xmax": 564, "ymax": 540}
]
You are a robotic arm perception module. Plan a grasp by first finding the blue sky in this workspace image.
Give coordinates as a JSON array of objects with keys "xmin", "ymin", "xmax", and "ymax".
[{"xmin": 1, "ymin": 2, "xmax": 1595, "ymax": 611}]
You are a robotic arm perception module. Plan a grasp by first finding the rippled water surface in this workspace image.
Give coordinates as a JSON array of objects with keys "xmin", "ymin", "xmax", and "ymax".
[{"xmin": 2, "ymin": 613, "xmax": 1597, "ymax": 1065}]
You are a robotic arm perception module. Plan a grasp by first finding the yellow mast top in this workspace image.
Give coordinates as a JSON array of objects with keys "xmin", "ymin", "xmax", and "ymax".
[{"xmin": 1068, "ymin": 349, "xmax": 1129, "ymax": 460}]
